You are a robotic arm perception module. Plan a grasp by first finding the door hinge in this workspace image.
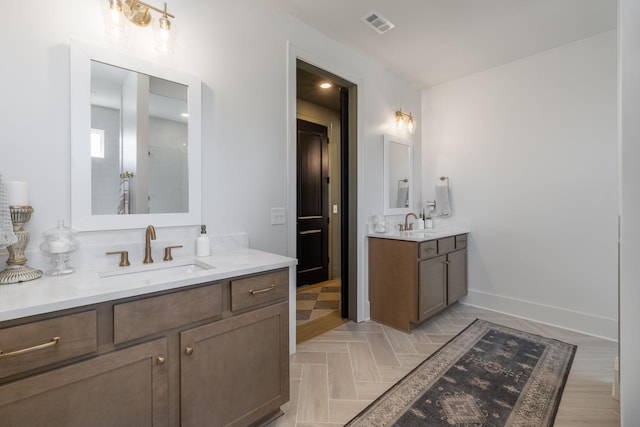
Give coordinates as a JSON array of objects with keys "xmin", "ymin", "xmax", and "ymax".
[{"xmin": 326, "ymin": 176, "xmax": 330, "ymax": 184}]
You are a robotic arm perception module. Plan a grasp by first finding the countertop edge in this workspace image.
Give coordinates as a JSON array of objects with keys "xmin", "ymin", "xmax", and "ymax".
[
  {"xmin": 367, "ymin": 227, "xmax": 469, "ymax": 242},
  {"xmin": 0, "ymin": 249, "xmax": 296, "ymax": 323}
]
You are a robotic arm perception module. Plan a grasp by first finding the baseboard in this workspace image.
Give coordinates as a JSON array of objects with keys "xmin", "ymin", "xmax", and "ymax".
[{"xmin": 462, "ymin": 289, "xmax": 618, "ymax": 341}]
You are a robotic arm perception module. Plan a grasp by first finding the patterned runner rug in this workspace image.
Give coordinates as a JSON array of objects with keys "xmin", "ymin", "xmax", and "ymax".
[{"xmin": 346, "ymin": 319, "xmax": 576, "ymax": 427}]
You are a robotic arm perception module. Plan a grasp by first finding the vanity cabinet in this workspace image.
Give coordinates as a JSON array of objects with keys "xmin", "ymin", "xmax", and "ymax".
[
  {"xmin": 181, "ymin": 302, "xmax": 288, "ymax": 427},
  {"xmin": 0, "ymin": 268, "xmax": 289, "ymax": 427},
  {"xmin": 369, "ymin": 234, "xmax": 468, "ymax": 332},
  {"xmin": 0, "ymin": 338, "xmax": 169, "ymax": 427}
]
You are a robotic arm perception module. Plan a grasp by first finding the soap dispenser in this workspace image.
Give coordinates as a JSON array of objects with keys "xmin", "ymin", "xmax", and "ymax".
[{"xmin": 196, "ymin": 225, "xmax": 210, "ymax": 257}]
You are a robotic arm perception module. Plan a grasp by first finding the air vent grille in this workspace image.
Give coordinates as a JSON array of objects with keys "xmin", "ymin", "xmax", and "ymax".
[{"xmin": 362, "ymin": 10, "xmax": 395, "ymax": 35}]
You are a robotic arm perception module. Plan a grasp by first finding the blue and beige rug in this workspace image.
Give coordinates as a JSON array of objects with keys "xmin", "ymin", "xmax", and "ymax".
[{"xmin": 346, "ymin": 319, "xmax": 576, "ymax": 427}]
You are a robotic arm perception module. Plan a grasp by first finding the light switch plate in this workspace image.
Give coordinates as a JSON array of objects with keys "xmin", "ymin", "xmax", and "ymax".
[
  {"xmin": 333, "ymin": 204, "xmax": 338, "ymax": 214},
  {"xmin": 271, "ymin": 207, "xmax": 286, "ymax": 225}
]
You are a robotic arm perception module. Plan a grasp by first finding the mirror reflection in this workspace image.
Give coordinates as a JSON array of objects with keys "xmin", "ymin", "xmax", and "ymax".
[
  {"xmin": 90, "ymin": 60, "xmax": 189, "ymax": 215},
  {"xmin": 383, "ymin": 134, "xmax": 413, "ymax": 215}
]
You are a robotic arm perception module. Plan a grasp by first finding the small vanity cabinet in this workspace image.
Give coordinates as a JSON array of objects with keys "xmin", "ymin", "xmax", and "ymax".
[
  {"xmin": 369, "ymin": 233, "xmax": 468, "ymax": 332},
  {"xmin": 0, "ymin": 268, "xmax": 289, "ymax": 427}
]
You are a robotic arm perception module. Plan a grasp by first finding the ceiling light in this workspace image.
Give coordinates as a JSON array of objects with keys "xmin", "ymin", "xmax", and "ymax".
[
  {"xmin": 320, "ymin": 82, "xmax": 332, "ymax": 89},
  {"xmin": 395, "ymin": 109, "xmax": 416, "ymax": 134},
  {"xmin": 103, "ymin": 0, "xmax": 177, "ymax": 53}
]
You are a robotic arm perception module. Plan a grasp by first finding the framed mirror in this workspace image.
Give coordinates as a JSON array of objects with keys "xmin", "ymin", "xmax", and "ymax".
[
  {"xmin": 383, "ymin": 134, "xmax": 413, "ymax": 215},
  {"xmin": 70, "ymin": 42, "xmax": 202, "ymax": 231}
]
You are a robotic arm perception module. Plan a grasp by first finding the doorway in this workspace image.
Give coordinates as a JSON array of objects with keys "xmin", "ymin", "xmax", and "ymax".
[{"xmin": 295, "ymin": 60, "xmax": 356, "ymax": 342}]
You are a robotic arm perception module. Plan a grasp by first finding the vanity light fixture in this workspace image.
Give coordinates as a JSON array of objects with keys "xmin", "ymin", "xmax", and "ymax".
[
  {"xmin": 103, "ymin": 0, "xmax": 177, "ymax": 53},
  {"xmin": 320, "ymin": 82, "xmax": 332, "ymax": 89},
  {"xmin": 395, "ymin": 109, "xmax": 416, "ymax": 134}
]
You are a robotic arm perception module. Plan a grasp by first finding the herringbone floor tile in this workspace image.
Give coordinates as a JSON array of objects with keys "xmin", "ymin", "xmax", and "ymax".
[{"xmin": 267, "ymin": 304, "xmax": 620, "ymax": 426}]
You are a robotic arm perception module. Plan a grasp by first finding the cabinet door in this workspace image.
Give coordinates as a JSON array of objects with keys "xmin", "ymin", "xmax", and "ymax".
[
  {"xmin": 0, "ymin": 339, "xmax": 169, "ymax": 427},
  {"xmin": 180, "ymin": 302, "xmax": 289, "ymax": 427},
  {"xmin": 448, "ymin": 249, "xmax": 468, "ymax": 304},
  {"xmin": 418, "ymin": 255, "xmax": 447, "ymax": 321}
]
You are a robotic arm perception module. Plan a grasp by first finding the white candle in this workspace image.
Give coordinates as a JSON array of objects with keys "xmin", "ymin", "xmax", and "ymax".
[{"xmin": 5, "ymin": 181, "xmax": 29, "ymax": 206}]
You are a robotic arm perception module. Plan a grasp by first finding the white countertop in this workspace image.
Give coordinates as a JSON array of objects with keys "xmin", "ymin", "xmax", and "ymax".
[
  {"xmin": 0, "ymin": 249, "xmax": 296, "ymax": 322},
  {"xmin": 368, "ymin": 222, "xmax": 470, "ymax": 242}
]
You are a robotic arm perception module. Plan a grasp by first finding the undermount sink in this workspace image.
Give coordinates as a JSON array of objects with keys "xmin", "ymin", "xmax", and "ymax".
[
  {"xmin": 99, "ymin": 259, "xmax": 214, "ymax": 285},
  {"xmin": 406, "ymin": 229, "xmax": 435, "ymax": 235}
]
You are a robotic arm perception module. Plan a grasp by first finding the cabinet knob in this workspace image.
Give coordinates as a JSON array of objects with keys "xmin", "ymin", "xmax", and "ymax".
[
  {"xmin": 156, "ymin": 356, "xmax": 166, "ymax": 365},
  {"xmin": 185, "ymin": 346, "xmax": 194, "ymax": 356}
]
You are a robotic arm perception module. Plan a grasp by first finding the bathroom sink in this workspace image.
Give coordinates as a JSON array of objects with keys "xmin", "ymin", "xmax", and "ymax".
[
  {"xmin": 99, "ymin": 260, "xmax": 214, "ymax": 285},
  {"xmin": 406, "ymin": 229, "xmax": 435, "ymax": 236}
]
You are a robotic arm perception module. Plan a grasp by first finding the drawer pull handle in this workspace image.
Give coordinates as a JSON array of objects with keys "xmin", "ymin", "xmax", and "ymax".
[
  {"xmin": 424, "ymin": 247, "xmax": 435, "ymax": 252},
  {"xmin": 458, "ymin": 239, "xmax": 467, "ymax": 244},
  {"xmin": 185, "ymin": 346, "xmax": 194, "ymax": 356},
  {"xmin": 0, "ymin": 336, "xmax": 60, "ymax": 359},
  {"xmin": 249, "ymin": 284, "xmax": 276, "ymax": 295}
]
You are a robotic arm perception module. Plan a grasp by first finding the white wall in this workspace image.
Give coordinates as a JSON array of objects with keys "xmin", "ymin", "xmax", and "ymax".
[
  {"xmin": 0, "ymin": 0, "xmax": 420, "ymax": 321},
  {"xmin": 422, "ymin": 31, "xmax": 618, "ymax": 339},
  {"xmin": 619, "ymin": 0, "xmax": 640, "ymax": 421}
]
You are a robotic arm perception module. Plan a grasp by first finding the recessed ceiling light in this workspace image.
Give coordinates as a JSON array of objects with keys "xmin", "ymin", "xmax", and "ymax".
[{"xmin": 320, "ymin": 82, "xmax": 332, "ymax": 89}]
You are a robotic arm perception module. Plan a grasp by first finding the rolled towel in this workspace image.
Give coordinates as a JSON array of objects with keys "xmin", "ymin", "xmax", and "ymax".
[{"xmin": 435, "ymin": 183, "xmax": 452, "ymax": 217}]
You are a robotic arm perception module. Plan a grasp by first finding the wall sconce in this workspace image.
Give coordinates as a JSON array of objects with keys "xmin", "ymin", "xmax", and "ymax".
[
  {"xmin": 103, "ymin": 0, "xmax": 177, "ymax": 53},
  {"xmin": 395, "ymin": 109, "xmax": 416, "ymax": 134}
]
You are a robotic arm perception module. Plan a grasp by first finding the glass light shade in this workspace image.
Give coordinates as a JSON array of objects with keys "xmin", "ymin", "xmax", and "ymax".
[
  {"xmin": 102, "ymin": 0, "xmax": 129, "ymax": 40},
  {"xmin": 154, "ymin": 15, "xmax": 177, "ymax": 54},
  {"xmin": 396, "ymin": 111, "xmax": 405, "ymax": 131},
  {"xmin": 407, "ymin": 116, "xmax": 415, "ymax": 134}
]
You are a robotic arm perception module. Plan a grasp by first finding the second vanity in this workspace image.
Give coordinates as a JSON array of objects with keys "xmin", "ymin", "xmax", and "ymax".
[
  {"xmin": 0, "ymin": 249, "xmax": 295, "ymax": 427},
  {"xmin": 368, "ymin": 225, "xmax": 469, "ymax": 332}
]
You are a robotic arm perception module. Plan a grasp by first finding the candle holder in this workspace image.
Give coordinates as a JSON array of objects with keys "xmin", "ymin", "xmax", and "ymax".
[{"xmin": 0, "ymin": 206, "xmax": 43, "ymax": 284}]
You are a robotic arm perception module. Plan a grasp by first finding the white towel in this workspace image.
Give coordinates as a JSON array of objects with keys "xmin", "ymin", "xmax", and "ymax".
[
  {"xmin": 117, "ymin": 173, "xmax": 130, "ymax": 215},
  {"xmin": 0, "ymin": 174, "xmax": 18, "ymax": 246},
  {"xmin": 396, "ymin": 186, "xmax": 409, "ymax": 208},
  {"xmin": 435, "ymin": 183, "xmax": 452, "ymax": 217}
]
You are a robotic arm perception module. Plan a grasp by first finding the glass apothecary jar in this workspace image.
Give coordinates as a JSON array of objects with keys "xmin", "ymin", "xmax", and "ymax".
[{"xmin": 39, "ymin": 220, "xmax": 79, "ymax": 276}]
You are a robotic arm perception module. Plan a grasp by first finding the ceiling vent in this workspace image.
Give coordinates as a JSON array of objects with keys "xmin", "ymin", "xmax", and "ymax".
[{"xmin": 362, "ymin": 11, "xmax": 395, "ymax": 35}]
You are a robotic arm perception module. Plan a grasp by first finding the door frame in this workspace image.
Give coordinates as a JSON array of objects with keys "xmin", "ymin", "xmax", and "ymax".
[{"xmin": 286, "ymin": 43, "xmax": 366, "ymax": 349}]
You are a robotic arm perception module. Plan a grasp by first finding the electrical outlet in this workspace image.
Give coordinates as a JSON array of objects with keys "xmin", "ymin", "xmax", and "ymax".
[{"xmin": 271, "ymin": 207, "xmax": 286, "ymax": 225}]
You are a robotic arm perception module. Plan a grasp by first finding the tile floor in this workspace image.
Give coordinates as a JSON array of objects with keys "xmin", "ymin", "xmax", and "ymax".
[
  {"xmin": 268, "ymin": 303, "xmax": 620, "ymax": 426},
  {"xmin": 296, "ymin": 280, "xmax": 341, "ymax": 326}
]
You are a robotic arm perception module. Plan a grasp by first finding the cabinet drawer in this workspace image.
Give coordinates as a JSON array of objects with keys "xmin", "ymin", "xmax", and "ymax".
[
  {"xmin": 231, "ymin": 269, "xmax": 288, "ymax": 312},
  {"xmin": 114, "ymin": 283, "xmax": 222, "ymax": 345},
  {"xmin": 0, "ymin": 310, "xmax": 97, "ymax": 379},
  {"xmin": 438, "ymin": 237, "xmax": 455, "ymax": 254},
  {"xmin": 418, "ymin": 241, "xmax": 438, "ymax": 259},
  {"xmin": 455, "ymin": 234, "xmax": 468, "ymax": 249}
]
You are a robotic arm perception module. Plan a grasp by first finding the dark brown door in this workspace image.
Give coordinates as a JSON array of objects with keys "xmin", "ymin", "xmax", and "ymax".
[{"xmin": 297, "ymin": 119, "xmax": 329, "ymax": 287}]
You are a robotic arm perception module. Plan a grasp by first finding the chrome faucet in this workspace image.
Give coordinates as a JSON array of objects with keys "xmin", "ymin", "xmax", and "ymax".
[
  {"xmin": 144, "ymin": 225, "xmax": 156, "ymax": 264},
  {"xmin": 401, "ymin": 212, "xmax": 418, "ymax": 231}
]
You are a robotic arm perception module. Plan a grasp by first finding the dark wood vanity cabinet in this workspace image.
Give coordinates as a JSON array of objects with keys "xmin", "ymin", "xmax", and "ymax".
[
  {"xmin": 369, "ymin": 234, "xmax": 468, "ymax": 332},
  {"xmin": 0, "ymin": 268, "xmax": 289, "ymax": 427}
]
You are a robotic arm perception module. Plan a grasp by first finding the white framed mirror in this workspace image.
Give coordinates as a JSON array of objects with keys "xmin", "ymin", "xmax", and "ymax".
[
  {"xmin": 383, "ymin": 134, "xmax": 413, "ymax": 216},
  {"xmin": 70, "ymin": 41, "xmax": 202, "ymax": 231}
]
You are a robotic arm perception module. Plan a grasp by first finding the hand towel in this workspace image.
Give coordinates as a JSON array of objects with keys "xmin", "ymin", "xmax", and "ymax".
[
  {"xmin": 0, "ymin": 174, "xmax": 18, "ymax": 246},
  {"xmin": 117, "ymin": 173, "xmax": 130, "ymax": 215},
  {"xmin": 435, "ymin": 182, "xmax": 452, "ymax": 217}
]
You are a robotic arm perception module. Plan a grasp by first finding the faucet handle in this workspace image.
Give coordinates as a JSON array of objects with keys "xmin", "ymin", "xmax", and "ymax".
[
  {"xmin": 106, "ymin": 251, "xmax": 130, "ymax": 267},
  {"xmin": 163, "ymin": 245, "xmax": 183, "ymax": 261}
]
